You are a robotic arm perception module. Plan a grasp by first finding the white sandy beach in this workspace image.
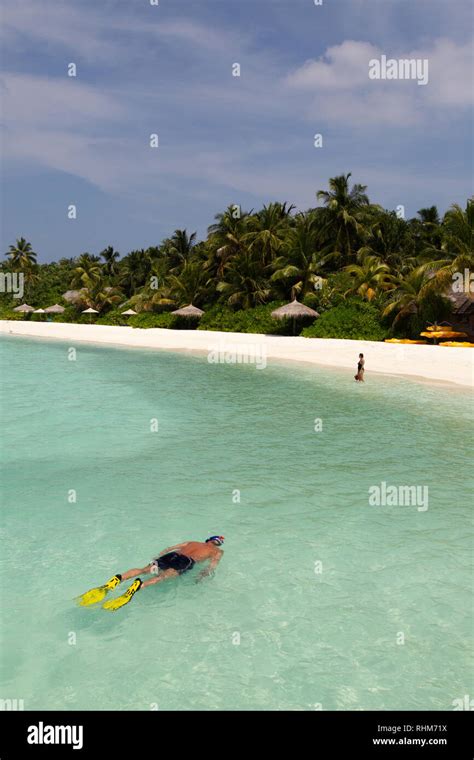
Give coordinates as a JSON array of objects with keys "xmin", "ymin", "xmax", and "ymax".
[{"xmin": 1, "ymin": 320, "xmax": 473, "ymax": 388}]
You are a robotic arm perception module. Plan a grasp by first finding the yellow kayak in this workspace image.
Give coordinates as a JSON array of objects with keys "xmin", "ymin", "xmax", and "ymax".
[
  {"xmin": 384, "ymin": 339, "xmax": 427, "ymax": 344},
  {"xmin": 439, "ymin": 341, "xmax": 474, "ymax": 347},
  {"xmin": 420, "ymin": 331, "xmax": 468, "ymax": 339}
]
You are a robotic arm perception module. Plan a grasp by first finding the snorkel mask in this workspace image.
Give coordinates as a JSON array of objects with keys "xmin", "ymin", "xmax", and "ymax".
[{"xmin": 205, "ymin": 535, "xmax": 225, "ymax": 546}]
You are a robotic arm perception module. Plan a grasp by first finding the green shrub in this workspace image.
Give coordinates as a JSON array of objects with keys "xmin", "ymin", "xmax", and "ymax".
[
  {"xmin": 198, "ymin": 302, "xmax": 306, "ymax": 334},
  {"xmin": 51, "ymin": 306, "xmax": 86, "ymax": 323},
  {"xmin": 302, "ymin": 300, "xmax": 388, "ymax": 341},
  {"xmin": 0, "ymin": 307, "xmax": 27, "ymax": 321},
  {"xmin": 301, "ymin": 292, "xmax": 319, "ymax": 309},
  {"xmin": 96, "ymin": 309, "xmax": 131, "ymax": 327},
  {"xmin": 128, "ymin": 312, "xmax": 177, "ymax": 329}
]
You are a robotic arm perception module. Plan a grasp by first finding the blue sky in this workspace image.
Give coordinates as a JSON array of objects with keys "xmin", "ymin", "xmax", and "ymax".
[{"xmin": 1, "ymin": 0, "xmax": 473, "ymax": 262}]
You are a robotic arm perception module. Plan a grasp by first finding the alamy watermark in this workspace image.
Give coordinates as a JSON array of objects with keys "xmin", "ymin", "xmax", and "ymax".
[
  {"xmin": 452, "ymin": 269, "xmax": 473, "ymax": 294},
  {"xmin": 452, "ymin": 694, "xmax": 474, "ymax": 710},
  {"xmin": 369, "ymin": 55, "xmax": 429, "ymax": 86},
  {"xmin": 0, "ymin": 698, "xmax": 25, "ymax": 710},
  {"xmin": 0, "ymin": 272, "xmax": 24, "ymax": 298},
  {"xmin": 208, "ymin": 341, "xmax": 267, "ymax": 370},
  {"xmin": 27, "ymin": 722, "xmax": 83, "ymax": 750},
  {"xmin": 369, "ymin": 481, "xmax": 429, "ymax": 512}
]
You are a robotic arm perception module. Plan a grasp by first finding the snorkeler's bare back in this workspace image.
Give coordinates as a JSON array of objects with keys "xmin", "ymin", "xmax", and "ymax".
[{"xmin": 162, "ymin": 541, "xmax": 222, "ymax": 564}]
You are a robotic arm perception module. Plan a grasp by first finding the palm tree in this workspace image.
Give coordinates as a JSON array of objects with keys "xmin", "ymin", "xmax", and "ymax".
[
  {"xmin": 5, "ymin": 238, "xmax": 37, "ymax": 269},
  {"xmin": 422, "ymin": 199, "xmax": 474, "ymax": 292},
  {"xmin": 408, "ymin": 206, "xmax": 442, "ymax": 253},
  {"xmin": 5, "ymin": 238, "xmax": 39, "ymax": 300},
  {"xmin": 79, "ymin": 253, "xmax": 101, "ymax": 263},
  {"xmin": 207, "ymin": 206, "xmax": 251, "ymax": 278},
  {"xmin": 217, "ymin": 249, "xmax": 270, "ymax": 309},
  {"xmin": 101, "ymin": 246, "xmax": 120, "ymax": 278},
  {"xmin": 71, "ymin": 254, "xmax": 102, "ymax": 289},
  {"xmin": 317, "ymin": 173, "xmax": 370, "ymax": 265},
  {"xmin": 149, "ymin": 253, "xmax": 172, "ymax": 285},
  {"xmin": 443, "ymin": 199, "xmax": 474, "ymax": 258},
  {"xmin": 83, "ymin": 278, "xmax": 123, "ymax": 311},
  {"xmin": 167, "ymin": 260, "xmax": 209, "ymax": 306},
  {"xmin": 418, "ymin": 206, "xmax": 440, "ymax": 226},
  {"xmin": 382, "ymin": 265, "xmax": 435, "ymax": 326},
  {"xmin": 271, "ymin": 213, "xmax": 325, "ymax": 299},
  {"xmin": 166, "ymin": 230, "xmax": 197, "ymax": 272},
  {"xmin": 119, "ymin": 249, "xmax": 153, "ymax": 296},
  {"xmin": 128, "ymin": 255, "xmax": 175, "ymax": 312},
  {"xmin": 131, "ymin": 289, "xmax": 175, "ymax": 313},
  {"xmin": 244, "ymin": 202, "xmax": 294, "ymax": 265},
  {"xmin": 359, "ymin": 210, "xmax": 417, "ymax": 273},
  {"xmin": 344, "ymin": 254, "xmax": 394, "ymax": 301}
]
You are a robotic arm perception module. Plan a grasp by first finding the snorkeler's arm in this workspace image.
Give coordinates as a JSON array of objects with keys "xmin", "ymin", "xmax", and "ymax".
[{"xmin": 195, "ymin": 551, "xmax": 223, "ymax": 582}]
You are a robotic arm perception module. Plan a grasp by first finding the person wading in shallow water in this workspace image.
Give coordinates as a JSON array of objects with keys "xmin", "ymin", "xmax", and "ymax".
[
  {"xmin": 77, "ymin": 536, "xmax": 225, "ymax": 611},
  {"xmin": 354, "ymin": 353, "xmax": 365, "ymax": 382}
]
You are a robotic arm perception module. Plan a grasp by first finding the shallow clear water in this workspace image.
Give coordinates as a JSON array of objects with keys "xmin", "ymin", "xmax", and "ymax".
[{"xmin": 0, "ymin": 335, "xmax": 472, "ymax": 711}]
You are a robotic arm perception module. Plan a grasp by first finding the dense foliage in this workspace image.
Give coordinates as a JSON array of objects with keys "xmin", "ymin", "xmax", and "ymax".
[
  {"xmin": 302, "ymin": 301, "xmax": 388, "ymax": 341},
  {"xmin": 1, "ymin": 175, "xmax": 472, "ymax": 339}
]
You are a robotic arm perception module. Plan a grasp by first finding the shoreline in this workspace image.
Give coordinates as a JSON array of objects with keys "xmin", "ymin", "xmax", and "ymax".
[{"xmin": 1, "ymin": 320, "xmax": 473, "ymax": 389}]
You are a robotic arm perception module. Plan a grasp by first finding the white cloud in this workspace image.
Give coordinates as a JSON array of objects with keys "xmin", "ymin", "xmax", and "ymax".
[
  {"xmin": 1, "ymin": 0, "xmax": 117, "ymax": 61},
  {"xmin": 4, "ymin": 128, "xmax": 142, "ymax": 193},
  {"xmin": 1, "ymin": 73, "xmax": 125, "ymax": 129},
  {"xmin": 421, "ymin": 38, "xmax": 474, "ymax": 107},
  {"xmin": 117, "ymin": 18, "xmax": 241, "ymax": 55},
  {"xmin": 1, "ymin": 0, "xmax": 245, "ymax": 62},
  {"xmin": 285, "ymin": 37, "xmax": 474, "ymax": 126},
  {"xmin": 1, "ymin": 0, "xmax": 472, "ymax": 214},
  {"xmin": 286, "ymin": 41, "xmax": 380, "ymax": 90}
]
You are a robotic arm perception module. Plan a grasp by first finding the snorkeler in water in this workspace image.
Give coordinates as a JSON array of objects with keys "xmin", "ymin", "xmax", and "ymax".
[{"xmin": 77, "ymin": 536, "xmax": 225, "ymax": 611}]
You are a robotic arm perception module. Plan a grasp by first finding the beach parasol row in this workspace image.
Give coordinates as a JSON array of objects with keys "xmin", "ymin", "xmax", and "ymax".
[
  {"xmin": 10, "ymin": 303, "xmax": 206, "ymax": 320},
  {"xmin": 13, "ymin": 303, "xmax": 66, "ymax": 314}
]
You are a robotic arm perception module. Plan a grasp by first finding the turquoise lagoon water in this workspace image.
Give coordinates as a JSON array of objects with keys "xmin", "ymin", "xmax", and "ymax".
[{"xmin": 0, "ymin": 335, "xmax": 472, "ymax": 711}]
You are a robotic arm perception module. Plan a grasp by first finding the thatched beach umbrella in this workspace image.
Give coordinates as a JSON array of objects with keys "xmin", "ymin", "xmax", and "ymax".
[
  {"xmin": 82, "ymin": 307, "xmax": 99, "ymax": 324},
  {"xmin": 271, "ymin": 299, "xmax": 319, "ymax": 335},
  {"xmin": 44, "ymin": 304, "xmax": 65, "ymax": 314},
  {"xmin": 121, "ymin": 308, "xmax": 137, "ymax": 316},
  {"xmin": 13, "ymin": 303, "xmax": 34, "ymax": 313},
  {"xmin": 171, "ymin": 304, "xmax": 204, "ymax": 318},
  {"xmin": 33, "ymin": 308, "xmax": 46, "ymax": 320}
]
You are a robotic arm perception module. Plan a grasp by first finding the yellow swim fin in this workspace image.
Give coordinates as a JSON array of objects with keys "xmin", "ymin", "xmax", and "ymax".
[
  {"xmin": 103, "ymin": 579, "xmax": 142, "ymax": 612},
  {"xmin": 76, "ymin": 574, "xmax": 122, "ymax": 607}
]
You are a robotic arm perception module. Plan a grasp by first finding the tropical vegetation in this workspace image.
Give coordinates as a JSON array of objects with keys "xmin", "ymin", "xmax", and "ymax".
[{"xmin": 1, "ymin": 174, "xmax": 472, "ymax": 339}]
